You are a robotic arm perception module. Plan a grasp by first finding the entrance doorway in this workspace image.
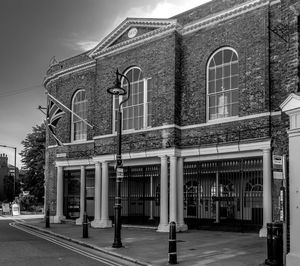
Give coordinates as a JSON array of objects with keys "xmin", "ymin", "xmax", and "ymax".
[
  {"xmin": 108, "ymin": 165, "xmax": 160, "ymax": 225},
  {"xmin": 184, "ymin": 158, "xmax": 263, "ymax": 231}
]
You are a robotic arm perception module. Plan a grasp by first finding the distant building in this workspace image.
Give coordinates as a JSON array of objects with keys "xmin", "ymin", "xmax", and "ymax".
[
  {"xmin": 0, "ymin": 154, "xmax": 16, "ymax": 202},
  {"xmin": 44, "ymin": 0, "xmax": 299, "ymax": 240}
]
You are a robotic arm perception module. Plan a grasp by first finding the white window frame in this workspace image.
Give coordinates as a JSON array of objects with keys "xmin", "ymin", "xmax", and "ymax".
[
  {"xmin": 206, "ymin": 47, "xmax": 239, "ymax": 122},
  {"xmin": 71, "ymin": 89, "xmax": 88, "ymax": 142},
  {"xmin": 112, "ymin": 67, "xmax": 152, "ymax": 133}
]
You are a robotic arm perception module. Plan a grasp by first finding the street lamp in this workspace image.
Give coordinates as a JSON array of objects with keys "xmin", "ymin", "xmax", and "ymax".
[
  {"xmin": 107, "ymin": 69, "xmax": 131, "ymax": 248},
  {"xmin": 0, "ymin": 145, "xmax": 17, "ymax": 198}
]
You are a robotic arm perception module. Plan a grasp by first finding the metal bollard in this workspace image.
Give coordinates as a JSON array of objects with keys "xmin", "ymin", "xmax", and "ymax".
[
  {"xmin": 265, "ymin": 222, "xmax": 283, "ymax": 266},
  {"xmin": 45, "ymin": 206, "xmax": 50, "ymax": 228},
  {"xmin": 82, "ymin": 211, "xmax": 89, "ymax": 238},
  {"xmin": 168, "ymin": 221, "xmax": 177, "ymax": 264}
]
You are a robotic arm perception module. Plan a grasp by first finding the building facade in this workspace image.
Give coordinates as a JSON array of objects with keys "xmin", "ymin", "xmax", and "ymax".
[{"xmin": 44, "ymin": 0, "xmax": 300, "ymax": 237}]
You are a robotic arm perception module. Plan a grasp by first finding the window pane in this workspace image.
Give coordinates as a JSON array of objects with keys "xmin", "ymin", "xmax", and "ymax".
[
  {"xmin": 209, "ymin": 69, "xmax": 215, "ymax": 80},
  {"xmin": 139, "ymin": 105, "xmax": 143, "ymax": 116},
  {"xmin": 209, "ymin": 95, "xmax": 216, "ymax": 107},
  {"xmin": 231, "ymin": 63, "xmax": 239, "ymax": 75},
  {"xmin": 224, "ymin": 77, "xmax": 230, "ymax": 90},
  {"xmin": 224, "ymin": 65, "xmax": 230, "ymax": 77},
  {"xmin": 231, "ymin": 76, "xmax": 238, "ymax": 89},
  {"xmin": 232, "ymin": 53, "xmax": 238, "ymax": 61},
  {"xmin": 209, "ymin": 107, "xmax": 216, "ymax": 120},
  {"xmin": 138, "ymin": 92, "xmax": 143, "ymax": 103},
  {"xmin": 232, "ymin": 103, "xmax": 239, "ymax": 116},
  {"xmin": 208, "ymin": 81, "xmax": 215, "ymax": 93},
  {"xmin": 214, "ymin": 51, "xmax": 222, "ymax": 65},
  {"xmin": 231, "ymin": 89, "xmax": 239, "ymax": 103},
  {"xmin": 224, "ymin": 50, "xmax": 232, "ymax": 63},
  {"xmin": 216, "ymin": 79, "xmax": 222, "ymax": 92},
  {"xmin": 216, "ymin": 67, "xmax": 222, "ymax": 79}
]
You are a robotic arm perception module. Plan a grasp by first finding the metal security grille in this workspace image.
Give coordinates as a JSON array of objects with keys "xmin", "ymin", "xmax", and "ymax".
[
  {"xmin": 184, "ymin": 158, "xmax": 263, "ymax": 229},
  {"xmin": 109, "ymin": 165, "xmax": 160, "ymax": 225}
]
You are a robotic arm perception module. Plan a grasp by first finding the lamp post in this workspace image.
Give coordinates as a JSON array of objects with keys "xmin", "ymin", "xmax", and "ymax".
[
  {"xmin": 0, "ymin": 145, "xmax": 17, "ymax": 198},
  {"xmin": 107, "ymin": 69, "xmax": 130, "ymax": 248}
]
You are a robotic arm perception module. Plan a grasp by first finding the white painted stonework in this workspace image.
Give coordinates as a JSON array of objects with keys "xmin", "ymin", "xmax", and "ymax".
[{"xmin": 281, "ymin": 93, "xmax": 300, "ymax": 266}]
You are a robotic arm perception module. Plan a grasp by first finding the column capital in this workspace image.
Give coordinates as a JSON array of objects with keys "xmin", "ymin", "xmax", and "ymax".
[{"xmin": 262, "ymin": 148, "xmax": 271, "ymax": 153}]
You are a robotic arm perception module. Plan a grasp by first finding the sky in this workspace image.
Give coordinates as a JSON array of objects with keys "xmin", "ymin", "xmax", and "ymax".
[{"xmin": 0, "ymin": 0, "xmax": 210, "ymax": 168}]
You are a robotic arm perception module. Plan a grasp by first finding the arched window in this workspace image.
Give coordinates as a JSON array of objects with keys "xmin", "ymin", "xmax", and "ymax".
[
  {"xmin": 113, "ymin": 67, "xmax": 152, "ymax": 131},
  {"xmin": 207, "ymin": 48, "xmax": 239, "ymax": 120},
  {"xmin": 72, "ymin": 89, "xmax": 87, "ymax": 141}
]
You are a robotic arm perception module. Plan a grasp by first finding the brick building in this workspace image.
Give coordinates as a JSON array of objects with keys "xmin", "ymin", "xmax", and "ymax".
[
  {"xmin": 44, "ymin": 0, "xmax": 299, "ymax": 237},
  {"xmin": 0, "ymin": 154, "xmax": 15, "ymax": 202}
]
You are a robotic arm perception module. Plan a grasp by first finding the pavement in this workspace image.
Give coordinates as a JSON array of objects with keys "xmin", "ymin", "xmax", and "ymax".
[{"xmin": 4, "ymin": 214, "xmax": 267, "ymax": 266}]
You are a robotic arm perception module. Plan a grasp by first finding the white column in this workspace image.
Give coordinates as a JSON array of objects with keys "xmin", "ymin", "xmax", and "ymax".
[
  {"xmin": 54, "ymin": 166, "xmax": 65, "ymax": 223},
  {"xmin": 259, "ymin": 148, "xmax": 272, "ymax": 237},
  {"xmin": 157, "ymin": 155, "xmax": 169, "ymax": 232},
  {"xmin": 177, "ymin": 157, "xmax": 188, "ymax": 231},
  {"xmin": 215, "ymin": 172, "xmax": 220, "ymax": 223},
  {"xmin": 169, "ymin": 155, "xmax": 177, "ymax": 224},
  {"xmin": 76, "ymin": 166, "xmax": 85, "ymax": 225},
  {"xmin": 91, "ymin": 162, "xmax": 102, "ymax": 228},
  {"xmin": 281, "ymin": 93, "xmax": 300, "ymax": 265},
  {"xmin": 99, "ymin": 161, "xmax": 112, "ymax": 228}
]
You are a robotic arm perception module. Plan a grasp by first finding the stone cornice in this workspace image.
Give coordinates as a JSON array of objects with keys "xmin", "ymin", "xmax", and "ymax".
[
  {"xmin": 54, "ymin": 139, "xmax": 271, "ymax": 167},
  {"xmin": 43, "ymin": 60, "xmax": 96, "ymax": 87},
  {"xmin": 181, "ymin": 0, "xmax": 270, "ymax": 36}
]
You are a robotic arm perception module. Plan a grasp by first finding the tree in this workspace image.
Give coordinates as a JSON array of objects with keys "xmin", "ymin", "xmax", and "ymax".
[{"xmin": 20, "ymin": 123, "xmax": 45, "ymax": 203}]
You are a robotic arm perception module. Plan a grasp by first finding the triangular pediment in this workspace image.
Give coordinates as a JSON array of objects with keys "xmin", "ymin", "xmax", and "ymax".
[
  {"xmin": 280, "ymin": 93, "xmax": 300, "ymax": 113},
  {"xmin": 89, "ymin": 18, "xmax": 178, "ymax": 58}
]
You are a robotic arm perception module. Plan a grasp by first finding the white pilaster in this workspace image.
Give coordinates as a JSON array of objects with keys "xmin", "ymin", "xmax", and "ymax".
[
  {"xmin": 169, "ymin": 155, "xmax": 177, "ymax": 224},
  {"xmin": 76, "ymin": 166, "xmax": 85, "ymax": 225},
  {"xmin": 157, "ymin": 155, "xmax": 169, "ymax": 232},
  {"xmin": 91, "ymin": 162, "xmax": 102, "ymax": 228},
  {"xmin": 177, "ymin": 157, "xmax": 188, "ymax": 231},
  {"xmin": 281, "ymin": 93, "xmax": 300, "ymax": 266},
  {"xmin": 53, "ymin": 166, "xmax": 65, "ymax": 223},
  {"xmin": 99, "ymin": 161, "xmax": 112, "ymax": 228},
  {"xmin": 259, "ymin": 148, "xmax": 272, "ymax": 237}
]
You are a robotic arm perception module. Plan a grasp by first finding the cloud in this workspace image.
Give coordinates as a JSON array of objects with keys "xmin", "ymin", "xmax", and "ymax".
[
  {"xmin": 117, "ymin": 0, "xmax": 211, "ymax": 21},
  {"xmin": 75, "ymin": 41, "xmax": 98, "ymax": 51}
]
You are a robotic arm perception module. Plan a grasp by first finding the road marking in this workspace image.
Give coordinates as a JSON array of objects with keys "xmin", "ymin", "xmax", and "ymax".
[{"xmin": 10, "ymin": 222, "xmax": 127, "ymax": 266}]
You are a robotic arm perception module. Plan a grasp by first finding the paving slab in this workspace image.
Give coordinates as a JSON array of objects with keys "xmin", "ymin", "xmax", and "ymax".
[{"xmin": 21, "ymin": 218, "xmax": 267, "ymax": 266}]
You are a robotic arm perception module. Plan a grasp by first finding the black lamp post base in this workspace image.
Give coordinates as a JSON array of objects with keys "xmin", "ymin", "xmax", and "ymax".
[{"xmin": 112, "ymin": 240, "xmax": 122, "ymax": 248}]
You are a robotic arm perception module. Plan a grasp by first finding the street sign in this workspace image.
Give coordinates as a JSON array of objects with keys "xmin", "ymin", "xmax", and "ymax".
[
  {"xmin": 116, "ymin": 167, "xmax": 124, "ymax": 180},
  {"xmin": 273, "ymin": 155, "xmax": 283, "ymax": 171},
  {"xmin": 2, "ymin": 203, "xmax": 10, "ymax": 214}
]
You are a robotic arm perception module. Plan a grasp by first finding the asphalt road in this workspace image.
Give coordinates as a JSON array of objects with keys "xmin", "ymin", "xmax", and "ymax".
[{"xmin": 0, "ymin": 219, "xmax": 134, "ymax": 266}]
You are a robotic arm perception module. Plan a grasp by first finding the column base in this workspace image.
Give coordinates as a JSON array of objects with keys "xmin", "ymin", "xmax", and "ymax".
[
  {"xmin": 75, "ymin": 217, "xmax": 83, "ymax": 225},
  {"xmin": 286, "ymin": 252, "xmax": 300, "ymax": 266},
  {"xmin": 157, "ymin": 223, "xmax": 169, "ymax": 232},
  {"xmin": 53, "ymin": 215, "xmax": 65, "ymax": 224},
  {"xmin": 91, "ymin": 219, "xmax": 112, "ymax": 228},
  {"xmin": 177, "ymin": 223, "xmax": 188, "ymax": 232},
  {"xmin": 259, "ymin": 226, "xmax": 267, "ymax": 237}
]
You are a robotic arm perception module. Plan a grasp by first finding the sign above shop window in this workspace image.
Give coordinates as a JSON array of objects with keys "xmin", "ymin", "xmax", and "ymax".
[{"xmin": 128, "ymin": 27, "xmax": 138, "ymax": 38}]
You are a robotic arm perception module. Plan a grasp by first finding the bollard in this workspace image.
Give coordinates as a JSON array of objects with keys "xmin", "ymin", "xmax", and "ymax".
[
  {"xmin": 45, "ymin": 206, "xmax": 50, "ymax": 228},
  {"xmin": 265, "ymin": 222, "xmax": 283, "ymax": 266},
  {"xmin": 82, "ymin": 211, "xmax": 89, "ymax": 238},
  {"xmin": 168, "ymin": 221, "xmax": 177, "ymax": 264}
]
